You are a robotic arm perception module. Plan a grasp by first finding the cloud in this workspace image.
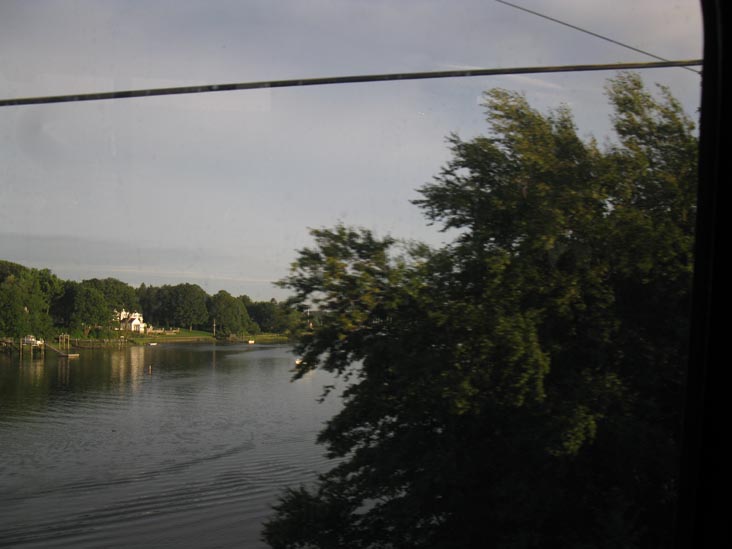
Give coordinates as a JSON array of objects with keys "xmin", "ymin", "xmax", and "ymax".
[{"xmin": 0, "ymin": 0, "xmax": 703, "ymax": 296}]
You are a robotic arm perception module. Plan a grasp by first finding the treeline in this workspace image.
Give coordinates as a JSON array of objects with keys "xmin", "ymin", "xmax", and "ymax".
[{"xmin": 0, "ymin": 260, "xmax": 305, "ymax": 339}]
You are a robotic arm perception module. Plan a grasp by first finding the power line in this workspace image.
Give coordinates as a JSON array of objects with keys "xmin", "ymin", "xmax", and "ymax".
[
  {"xmin": 0, "ymin": 59, "xmax": 701, "ymax": 108},
  {"xmin": 494, "ymin": 0, "xmax": 701, "ymax": 75}
]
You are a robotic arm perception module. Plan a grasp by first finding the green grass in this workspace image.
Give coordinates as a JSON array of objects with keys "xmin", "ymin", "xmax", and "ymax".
[
  {"xmin": 128, "ymin": 329, "xmax": 215, "ymax": 344},
  {"xmin": 127, "ymin": 330, "xmax": 293, "ymax": 345},
  {"xmin": 241, "ymin": 333, "xmax": 292, "ymax": 344}
]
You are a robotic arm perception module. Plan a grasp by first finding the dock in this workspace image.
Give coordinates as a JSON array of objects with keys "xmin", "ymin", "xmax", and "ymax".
[
  {"xmin": 44, "ymin": 341, "xmax": 80, "ymax": 359},
  {"xmin": 2, "ymin": 335, "xmax": 79, "ymax": 359}
]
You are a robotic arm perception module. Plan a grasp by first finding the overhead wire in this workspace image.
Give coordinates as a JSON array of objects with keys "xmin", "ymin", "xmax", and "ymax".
[
  {"xmin": 0, "ymin": 59, "xmax": 702, "ymax": 107},
  {"xmin": 494, "ymin": 0, "xmax": 701, "ymax": 75}
]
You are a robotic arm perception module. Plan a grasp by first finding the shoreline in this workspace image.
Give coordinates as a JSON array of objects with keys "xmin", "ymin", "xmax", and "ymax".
[{"xmin": 2, "ymin": 333, "xmax": 295, "ymax": 354}]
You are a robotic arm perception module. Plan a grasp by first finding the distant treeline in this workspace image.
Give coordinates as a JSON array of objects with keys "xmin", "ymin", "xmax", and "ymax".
[{"xmin": 0, "ymin": 259, "xmax": 306, "ymax": 339}]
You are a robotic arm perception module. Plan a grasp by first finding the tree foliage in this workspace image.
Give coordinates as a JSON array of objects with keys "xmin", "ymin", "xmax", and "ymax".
[
  {"xmin": 136, "ymin": 283, "xmax": 210, "ymax": 331},
  {"xmin": 1, "ymin": 265, "xmax": 303, "ymax": 339},
  {"xmin": 263, "ymin": 74, "xmax": 697, "ymax": 548},
  {"xmin": 68, "ymin": 283, "xmax": 112, "ymax": 336},
  {"xmin": 0, "ymin": 266, "xmax": 60, "ymax": 338},
  {"xmin": 170, "ymin": 283, "xmax": 209, "ymax": 330},
  {"xmin": 0, "ymin": 269, "xmax": 56, "ymax": 337},
  {"xmin": 248, "ymin": 298, "xmax": 305, "ymax": 334},
  {"xmin": 208, "ymin": 290, "xmax": 256, "ymax": 336},
  {"xmin": 82, "ymin": 277, "xmax": 140, "ymax": 313}
]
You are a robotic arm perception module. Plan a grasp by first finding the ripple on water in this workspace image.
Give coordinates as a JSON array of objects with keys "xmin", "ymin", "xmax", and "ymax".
[{"xmin": 0, "ymin": 346, "xmax": 343, "ymax": 548}]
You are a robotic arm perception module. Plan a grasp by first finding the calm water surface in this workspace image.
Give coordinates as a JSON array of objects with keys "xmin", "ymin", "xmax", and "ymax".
[{"xmin": 0, "ymin": 344, "xmax": 342, "ymax": 548}]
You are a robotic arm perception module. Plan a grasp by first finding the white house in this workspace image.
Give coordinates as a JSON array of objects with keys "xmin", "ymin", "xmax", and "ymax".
[{"xmin": 116, "ymin": 309, "xmax": 148, "ymax": 334}]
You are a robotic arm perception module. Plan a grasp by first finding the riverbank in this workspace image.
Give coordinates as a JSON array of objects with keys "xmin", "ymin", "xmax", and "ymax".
[
  {"xmin": 126, "ymin": 331, "xmax": 292, "ymax": 345},
  {"xmin": 2, "ymin": 331, "xmax": 295, "ymax": 353}
]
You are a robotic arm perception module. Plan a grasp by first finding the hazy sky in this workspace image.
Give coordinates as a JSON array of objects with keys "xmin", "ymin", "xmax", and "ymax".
[{"xmin": 0, "ymin": 0, "xmax": 703, "ymax": 299}]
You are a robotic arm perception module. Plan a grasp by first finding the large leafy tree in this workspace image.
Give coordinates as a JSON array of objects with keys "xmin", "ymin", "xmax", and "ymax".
[
  {"xmin": 208, "ymin": 290, "xmax": 256, "ymax": 337},
  {"xmin": 169, "ymin": 283, "xmax": 209, "ymax": 331},
  {"xmin": 83, "ymin": 277, "xmax": 139, "ymax": 313},
  {"xmin": 263, "ymin": 74, "xmax": 696, "ymax": 548},
  {"xmin": 137, "ymin": 284, "xmax": 172, "ymax": 327},
  {"xmin": 0, "ymin": 270, "xmax": 54, "ymax": 338},
  {"xmin": 67, "ymin": 283, "xmax": 111, "ymax": 336},
  {"xmin": 247, "ymin": 298, "xmax": 304, "ymax": 334}
]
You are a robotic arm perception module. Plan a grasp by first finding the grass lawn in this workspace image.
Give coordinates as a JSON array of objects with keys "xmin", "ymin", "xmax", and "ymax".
[
  {"xmin": 128, "ymin": 329, "xmax": 215, "ymax": 344},
  {"xmin": 127, "ymin": 330, "xmax": 292, "ymax": 345}
]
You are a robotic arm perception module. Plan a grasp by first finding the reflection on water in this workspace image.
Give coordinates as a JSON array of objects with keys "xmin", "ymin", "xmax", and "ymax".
[
  {"xmin": 109, "ymin": 345, "xmax": 147, "ymax": 391},
  {"xmin": 57, "ymin": 363, "xmax": 70, "ymax": 386},
  {"xmin": 19, "ymin": 361, "xmax": 46, "ymax": 386},
  {"xmin": 0, "ymin": 344, "xmax": 342, "ymax": 548}
]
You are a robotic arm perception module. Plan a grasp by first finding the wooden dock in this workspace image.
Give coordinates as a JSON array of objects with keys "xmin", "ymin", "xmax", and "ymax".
[
  {"xmin": 44, "ymin": 341, "xmax": 79, "ymax": 359},
  {"xmin": 2, "ymin": 336, "xmax": 79, "ymax": 359}
]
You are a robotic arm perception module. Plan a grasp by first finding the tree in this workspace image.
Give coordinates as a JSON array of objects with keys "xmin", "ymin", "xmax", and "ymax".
[
  {"xmin": 35, "ymin": 268, "xmax": 64, "ymax": 316},
  {"xmin": 0, "ymin": 275, "xmax": 24, "ymax": 337},
  {"xmin": 138, "ymin": 284, "xmax": 171, "ymax": 327},
  {"xmin": 0, "ymin": 259, "xmax": 28, "ymax": 281},
  {"xmin": 247, "ymin": 300, "xmax": 276, "ymax": 332},
  {"xmin": 208, "ymin": 290, "xmax": 254, "ymax": 337},
  {"xmin": 170, "ymin": 283, "xmax": 209, "ymax": 331},
  {"xmin": 0, "ymin": 269, "xmax": 56, "ymax": 338},
  {"xmin": 83, "ymin": 277, "xmax": 139, "ymax": 313},
  {"xmin": 69, "ymin": 283, "xmax": 111, "ymax": 336},
  {"xmin": 263, "ymin": 74, "xmax": 696, "ymax": 548},
  {"xmin": 247, "ymin": 299, "xmax": 303, "ymax": 334}
]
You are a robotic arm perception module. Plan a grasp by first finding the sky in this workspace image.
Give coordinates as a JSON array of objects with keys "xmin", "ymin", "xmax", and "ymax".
[{"xmin": 0, "ymin": 0, "xmax": 703, "ymax": 300}]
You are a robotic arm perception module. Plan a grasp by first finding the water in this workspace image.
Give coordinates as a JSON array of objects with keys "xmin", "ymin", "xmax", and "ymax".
[{"xmin": 0, "ymin": 344, "xmax": 342, "ymax": 548}]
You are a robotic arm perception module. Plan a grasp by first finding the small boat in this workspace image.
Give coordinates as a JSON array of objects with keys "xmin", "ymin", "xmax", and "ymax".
[
  {"xmin": 295, "ymin": 358, "xmax": 304, "ymax": 366},
  {"xmin": 148, "ymin": 342, "xmax": 158, "ymax": 346},
  {"xmin": 248, "ymin": 340, "xmax": 255, "ymax": 344}
]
